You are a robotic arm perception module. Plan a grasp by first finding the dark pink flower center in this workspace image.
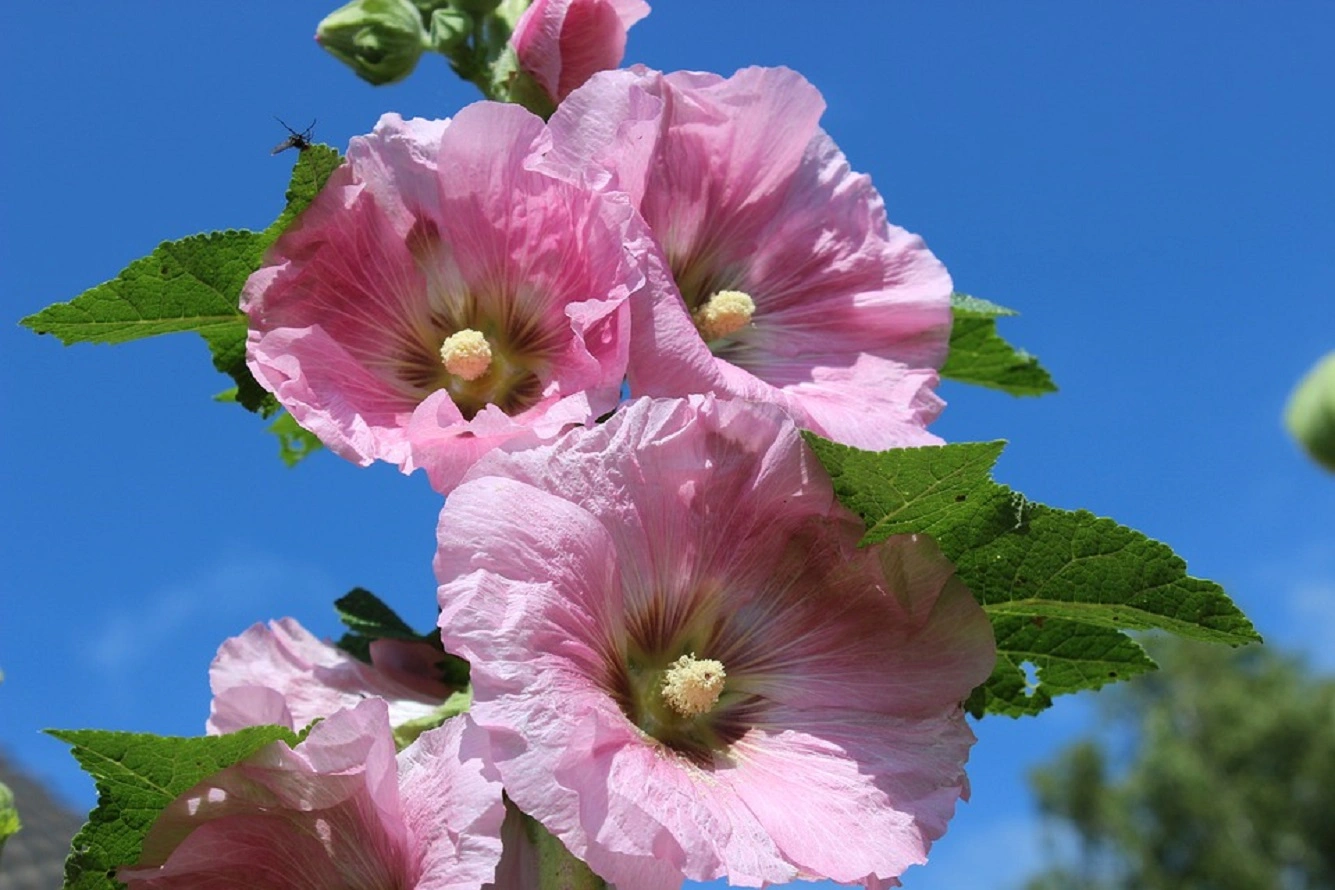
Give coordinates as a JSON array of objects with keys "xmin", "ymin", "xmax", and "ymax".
[
  {"xmin": 392, "ymin": 218, "xmax": 565, "ymax": 419},
  {"xmin": 601, "ymin": 596, "xmax": 765, "ymax": 765}
]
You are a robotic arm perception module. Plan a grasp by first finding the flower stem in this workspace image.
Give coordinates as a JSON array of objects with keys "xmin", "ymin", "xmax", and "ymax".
[{"xmin": 528, "ymin": 813, "xmax": 607, "ymax": 890}]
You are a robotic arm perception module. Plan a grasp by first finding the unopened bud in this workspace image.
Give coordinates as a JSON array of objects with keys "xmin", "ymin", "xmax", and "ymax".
[
  {"xmin": 316, "ymin": 0, "xmax": 429, "ymax": 86},
  {"xmin": 1286, "ymin": 351, "xmax": 1335, "ymax": 472},
  {"xmin": 429, "ymin": 7, "xmax": 473, "ymax": 54}
]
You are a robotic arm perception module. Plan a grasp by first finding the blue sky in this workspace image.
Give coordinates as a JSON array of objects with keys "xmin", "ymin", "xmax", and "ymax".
[{"xmin": 3, "ymin": 3, "xmax": 1334, "ymax": 888}]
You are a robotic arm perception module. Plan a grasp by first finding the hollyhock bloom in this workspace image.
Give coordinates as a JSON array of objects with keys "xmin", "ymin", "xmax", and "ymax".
[
  {"xmin": 207, "ymin": 618, "xmax": 459, "ymax": 737},
  {"xmin": 120, "ymin": 699, "xmax": 505, "ymax": 889},
  {"xmin": 511, "ymin": 0, "xmax": 650, "ymax": 108},
  {"xmin": 548, "ymin": 66, "xmax": 954, "ymax": 450},
  {"xmin": 435, "ymin": 397, "xmax": 996, "ymax": 888},
  {"xmin": 243, "ymin": 102, "xmax": 654, "ymax": 493}
]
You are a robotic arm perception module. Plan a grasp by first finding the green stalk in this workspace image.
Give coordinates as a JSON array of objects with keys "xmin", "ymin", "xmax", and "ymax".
[{"xmin": 528, "ymin": 813, "xmax": 607, "ymax": 890}]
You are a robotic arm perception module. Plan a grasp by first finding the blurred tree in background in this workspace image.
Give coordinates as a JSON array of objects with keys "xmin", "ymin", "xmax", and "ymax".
[{"xmin": 1024, "ymin": 640, "xmax": 1335, "ymax": 890}]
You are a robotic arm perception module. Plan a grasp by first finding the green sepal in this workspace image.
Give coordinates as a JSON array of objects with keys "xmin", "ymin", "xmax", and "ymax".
[
  {"xmin": 50, "ymin": 725, "xmax": 302, "ymax": 890},
  {"xmin": 804, "ymin": 435, "xmax": 1260, "ymax": 717},
  {"xmin": 391, "ymin": 689, "xmax": 473, "ymax": 749},
  {"xmin": 942, "ymin": 293, "xmax": 1057, "ymax": 396}
]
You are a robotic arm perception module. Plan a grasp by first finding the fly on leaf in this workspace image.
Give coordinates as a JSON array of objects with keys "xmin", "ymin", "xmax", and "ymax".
[{"xmin": 272, "ymin": 118, "xmax": 316, "ymax": 155}]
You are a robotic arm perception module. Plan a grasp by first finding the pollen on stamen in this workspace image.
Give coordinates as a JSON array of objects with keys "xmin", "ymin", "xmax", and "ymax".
[
  {"xmin": 439, "ymin": 329, "xmax": 493, "ymax": 381},
  {"xmin": 692, "ymin": 290, "xmax": 756, "ymax": 342},
  {"xmin": 661, "ymin": 653, "xmax": 726, "ymax": 718}
]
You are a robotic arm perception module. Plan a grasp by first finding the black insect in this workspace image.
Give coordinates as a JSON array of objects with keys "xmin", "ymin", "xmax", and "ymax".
[{"xmin": 271, "ymin": 118, "xmax": 316, "ymax": 155}]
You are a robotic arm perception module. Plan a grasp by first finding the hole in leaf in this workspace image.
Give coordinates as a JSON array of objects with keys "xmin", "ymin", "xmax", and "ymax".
[{"xmin": 1020, "ymin": 660, "xmax": 1040, "ymax": 695}]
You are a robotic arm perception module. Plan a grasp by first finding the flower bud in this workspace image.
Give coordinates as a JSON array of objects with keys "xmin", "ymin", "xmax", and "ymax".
[
  {"xmin": 408, "ymin": 0, "xmax": 451, "ymax": 18},
  {"xmin": 316, "ymin": 0, "xmax": 429, "ymax": 86},
  {"xmin": 511, "ymin": 0, "xmax": 650, "ymax": 105},
  {"xmin": 1285, "ymin": 351, "xmax": 1335, "ymax": 472},
  {"xmin": 429, "ymin": 6, "xmax": 472, "ymax": 54}
]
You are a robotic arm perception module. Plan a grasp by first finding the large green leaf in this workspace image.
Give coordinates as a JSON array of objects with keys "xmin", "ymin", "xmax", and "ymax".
[
  {"xmin": 804, "ymin": 435, "xmax": 1260, "ymax": 717},
  {"xmin": 51, "ymin": 725, "xmax": 299, "ymax": 890},
  {"xmin": 20, "ymin": 231, "xmax": 263, "ymax": 346},
  {"xmin": 942, "ymin": 293, "xmax": 1057, "ymax": 396},
  {"xmin": 21, "ymin": 146, "xmax": 342, "ymax": 416}
]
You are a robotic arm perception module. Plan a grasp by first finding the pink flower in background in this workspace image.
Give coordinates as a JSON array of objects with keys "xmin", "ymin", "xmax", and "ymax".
[
  {"xmin": 549, "ymin": 66, "xmax": 955, "ymax": 450},
  {"xmin": 243, "ymin": 103, "xmax": 654, "ymax": 493},
  {"xmin": 207, "ymin": 618, "xmax": 458, "ymax": 735},
  {"xmin": 121, "ymin": 700, "xmax": 504, "ymax": 889},
  {"xmin": 511, "ymin": 0, "xmax": 650, "ymax": 106},
  {"xmin": 435, "ymin": 397, "xmax": 996, "ymax": 888}
]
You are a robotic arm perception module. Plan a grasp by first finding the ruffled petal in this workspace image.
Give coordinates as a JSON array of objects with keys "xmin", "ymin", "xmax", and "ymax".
[
  {"xmin": 207, "ymin": 619, "xmax": 450, "ymax": 734},
  {"xmin": 400, "ymin": 719, "xmax": 507, "ymax": 890},
  {"xmin": 435, "ymin": 398, "xmax": 994, "ymax": 888}
]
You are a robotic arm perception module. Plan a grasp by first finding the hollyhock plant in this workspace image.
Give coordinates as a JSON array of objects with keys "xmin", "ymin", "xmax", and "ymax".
[
  {"xmin": 548, "ymin": 66, "xmax": 954, "ymax": 450},
  {"xmin": 207, "ymin": 618, "xmax": 460, "ymax": 739},
  {"xmin": 435, "ymin": 396, "xmax": 997, "ymax": 888},
  {"xmin": 119, "ymin": 699, "xmax": 505, "ymax": 889},
  {"xmin": 511, "ymin": 0, "xmax": 651, "ymax": 110},
  {"xmin": 243, "ymin": 102, "xmax": 655, "ymax": 493}
]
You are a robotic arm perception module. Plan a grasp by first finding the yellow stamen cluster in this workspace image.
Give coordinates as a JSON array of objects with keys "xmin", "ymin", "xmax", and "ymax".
[
  {"xmin": 439, "ymin": 329, "xmax": 493, "ymax": 381},
  {"xmin": 692, "ymin": 290, "xmax": 756, "ymax": 342},
  {"xmin": 661, "ymin": 653, "xmax": 726, "ymax": 718}
]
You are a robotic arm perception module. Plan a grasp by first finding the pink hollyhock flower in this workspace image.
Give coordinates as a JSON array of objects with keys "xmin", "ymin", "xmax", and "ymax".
[
  {"xmin": 120, "ymin": 699, "xmax": 505, "ymax": 889},
  {"xmin": 208, "ymin": 618, "xmax": 459, "ymax": 737},
  {"xmin": 511, "ymin": 0, "xmax": 650, "ymax": 108},
  {"xmin": 435, "ymin": 396, "xmax": 997, "ymax": 888},
  {"xmin": 548, "ymin": 66, "xmax": 954, "ymax": 450},
  {"xmin": 243, "ymin": 103, "xmax": 653, "ymax": 493}
]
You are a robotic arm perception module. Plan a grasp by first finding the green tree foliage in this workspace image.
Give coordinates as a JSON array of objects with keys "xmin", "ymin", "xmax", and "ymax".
[{"xmin": 1025, "ymin": 640, "xmax": 1335, "ymax": 890}]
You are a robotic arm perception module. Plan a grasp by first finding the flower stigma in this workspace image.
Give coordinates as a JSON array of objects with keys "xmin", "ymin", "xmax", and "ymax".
[
  {"xmin": 661, "ymin": 653, "xmax": 726, "ymax": 718},
  {"xmin": 692, "ymin": 290, "xmax": 755, "ymax": 342},
  {"xmin": 439, "ymin": 329, "xmax": 493, "ymax": 381}
]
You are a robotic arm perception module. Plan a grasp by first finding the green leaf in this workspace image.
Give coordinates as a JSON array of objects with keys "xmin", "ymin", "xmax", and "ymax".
[
  {"xmin": 21, "ymin": 146, "xmax": 344, "ymax": 420},
  {"xmin": 260, "ymin": 145, "xmax": 343, "ymax": 247},
  {"xmin": 964, "ymin": 617, "xmax": 1158, "ymax": 717},
  {"xmin": 20, "ymin": 231, "xmax": 263, "ymax": 345},
  {"xmin": 268, "ymin": 411, "xmax": 324, "ymax": 467},
  {"xmin": 334, "ymin": 588, "xmax": 470, "ymax": 688},
  {"xmin": 942, "ymin": 292, "xmax": 1057, "ymax": 396},
  {"xmin": 335, "ymin": 587, "xmax": 421, "ymax": 641},
  {"xmin": 804, "ymin": 435, "xmax": 1260, "ymax": 717},
  {"xmin": 0, "ymin": 778, "xmax": 19, "ymax": 851},
  {"xmin": 50, "ymin": 725, "xmax": 299, "ymax": 890}
]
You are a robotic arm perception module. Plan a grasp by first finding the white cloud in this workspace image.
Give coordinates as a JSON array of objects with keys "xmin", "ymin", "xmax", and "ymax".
[{"xmin": 85, "ymin": 551, "xmax": 333, "ymax": 673}]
